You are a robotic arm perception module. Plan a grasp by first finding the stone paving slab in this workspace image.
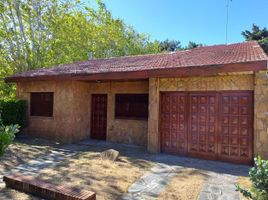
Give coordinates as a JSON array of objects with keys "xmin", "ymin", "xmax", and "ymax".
[
  {"xmin": 121, "ymin": 164, "xmax": 182, "ymax": 200},
  {"xmin": 198, "ymin": 172, "xmax": 240, "ymax": 200}
]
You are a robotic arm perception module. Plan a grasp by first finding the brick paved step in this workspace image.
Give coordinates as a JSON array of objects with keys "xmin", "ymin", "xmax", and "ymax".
[{"xmin": 3, "ymin": 173, "xmax": 96, "ymax": 200}]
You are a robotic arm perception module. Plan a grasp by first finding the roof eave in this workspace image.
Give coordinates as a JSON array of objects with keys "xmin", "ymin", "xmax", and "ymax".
[{"xmin": 5, "ymin": 60, "xmax": 267, "ymax": 83}]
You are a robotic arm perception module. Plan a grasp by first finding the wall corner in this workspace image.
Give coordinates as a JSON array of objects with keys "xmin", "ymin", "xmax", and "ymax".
[
  {"xmin": 148, "ymin": 78, "xmax": 160, "ymax": 153},
  {"xmin": 254, "ymin": 71, "xmax": 268, "ymax": 159}
]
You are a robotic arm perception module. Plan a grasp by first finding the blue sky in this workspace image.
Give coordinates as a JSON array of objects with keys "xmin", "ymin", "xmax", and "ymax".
[{"xmin": 99, "ymin": 0, "xmax": 268, "ymax": 46}]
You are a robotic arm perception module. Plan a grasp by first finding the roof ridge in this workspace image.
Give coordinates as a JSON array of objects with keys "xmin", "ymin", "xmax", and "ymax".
[{"xmin": 193, "ymin": 41, "xmax": 258, "ymax": 50}]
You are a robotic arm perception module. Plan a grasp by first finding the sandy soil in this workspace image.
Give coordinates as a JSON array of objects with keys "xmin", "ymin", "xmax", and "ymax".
[{"xmin": 158, "ymin": 168, "xmax": 207, "ymax": 200}]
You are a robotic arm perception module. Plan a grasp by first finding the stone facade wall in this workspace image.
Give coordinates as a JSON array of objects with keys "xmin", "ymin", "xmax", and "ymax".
[
  {"xmin": 16, "ymin": 81, "xmax": 90, "ymax": 143},
  {"xmin": 159, "ymin": 74, "xmax": 254, "ymax": 91},
  {"xmin": 72, "ymin": 81, "xmax": 91, "ymax": 142},
  {"xmin": 89, "ymin": 81, "xmax": 148, "ymax": 146},
  {"xmin": 16, "ymin": 80, "xmax": 148, "ymax": 145},
  {"xmin": 254, "ymin": 71, "xmax": 268, "ymax": 159},
  {"xmin": 148, "ymin": 74, "xmax": 255, "ymax": 153}
]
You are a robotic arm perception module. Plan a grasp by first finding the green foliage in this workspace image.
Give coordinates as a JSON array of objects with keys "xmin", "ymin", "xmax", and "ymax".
[
  {"xmin": 159, "ymin": 39, "xmax": 182, "ymax": 52},
  {"xmin": 186, "ymin": 41, "xmax": 203, "ymax": 49},
  {"xmin": 158, "ymin": 40, "xmax": 203, "ymax": 52},
  {"xmin": 242, "ymin": 24, "xmax": 268, "ymax": 54},
  {"xmin": 0, "ymin": 99, "xmax": 27, "ymax": 128},
  {"xmin": 236, "ymin": 156, "xmax": 268, "ymax": 200},
  {"xmin": 256, "ymin": 37, "xmax": 268, "ymax": 55},
  {"xmin": 0, "ymin": 124, "xmax": 19, "ymax": 156}
]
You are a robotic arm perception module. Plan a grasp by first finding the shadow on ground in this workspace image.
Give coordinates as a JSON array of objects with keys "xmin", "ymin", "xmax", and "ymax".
[{"xmin": 77, "ymin": 139, "xmax": 250, "ymax": 177}]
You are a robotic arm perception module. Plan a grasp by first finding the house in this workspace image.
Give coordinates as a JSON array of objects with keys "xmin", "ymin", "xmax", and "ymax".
[{"xmin": 5, "ymin": 41, "xmax": 268, "ymax": 165}]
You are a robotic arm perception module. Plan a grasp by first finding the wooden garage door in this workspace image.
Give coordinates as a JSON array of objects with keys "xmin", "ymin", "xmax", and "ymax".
[{"xmin": 160, "ymin": 91, "xmax": 253, "ymax": 164}]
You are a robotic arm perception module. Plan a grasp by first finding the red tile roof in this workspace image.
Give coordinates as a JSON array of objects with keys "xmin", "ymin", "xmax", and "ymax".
[{"xmin": 5, "ymin": 41, "xmax": 268, "ymax": 82}]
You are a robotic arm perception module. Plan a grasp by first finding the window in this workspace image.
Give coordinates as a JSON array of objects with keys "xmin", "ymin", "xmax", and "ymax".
[
  {"xmin": 30, "ymin": 92, "xmax": 53, "ymax": 117},
  {"xmin": 115, "ymin": 94, "xmax": 148, "ymax": 119}
]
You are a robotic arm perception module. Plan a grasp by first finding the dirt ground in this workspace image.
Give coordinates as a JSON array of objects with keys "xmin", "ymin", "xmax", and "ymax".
[
  {"xmin": 158, "ymin": 168, "xmax": 207, "ymax": 200},
  {"xmin": 237, "ymin": 176, "xmax": 252, "ymax": 200}
]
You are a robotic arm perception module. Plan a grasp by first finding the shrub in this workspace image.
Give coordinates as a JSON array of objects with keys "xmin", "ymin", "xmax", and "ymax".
[
  {"xmin": 0, "ymin": 99, "xmax": 27, "ymax": 128},
  {"xmin": 236, "ymin": 156, "xmax": 268, "ymax": 200},
  {"xmin": 0, "ymin": 124, "xmax": 20, "ymax": 156}
]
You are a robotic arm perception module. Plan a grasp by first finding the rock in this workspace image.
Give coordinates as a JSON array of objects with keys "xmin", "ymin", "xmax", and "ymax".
[{"xmin": 100, "ymin": 149, "xmax": 119, "ymax": 161}]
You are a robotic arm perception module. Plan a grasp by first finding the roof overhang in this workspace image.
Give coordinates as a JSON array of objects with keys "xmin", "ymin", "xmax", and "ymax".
[{"xmin": 5, "ymin": 60, "xmax": 267, "ymax": 83}]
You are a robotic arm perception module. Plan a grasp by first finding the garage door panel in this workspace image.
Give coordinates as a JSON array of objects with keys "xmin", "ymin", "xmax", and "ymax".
[
  {"xmin": 188, "ymin": 93, "xmax": 218, "ymax": 157},
  {"xmin": 160, "ymin": 93, "xmax": 188, "ymax": 154},
  {"xmin": 160, "ymin": 91, "xmax": 253, "ymax": 164},
  {"xmin": 218, "ymin": 91, "xmax": 253, "ymax": 164}
]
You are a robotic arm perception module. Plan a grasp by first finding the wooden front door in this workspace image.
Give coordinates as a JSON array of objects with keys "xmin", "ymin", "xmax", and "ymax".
[
  {"xmin": 160, "ymin": 91, "xmax": 253, "ymax": 164},
  {"xmin": 91, "ymin": 94, "xmax": 107, "ymax": 140}
]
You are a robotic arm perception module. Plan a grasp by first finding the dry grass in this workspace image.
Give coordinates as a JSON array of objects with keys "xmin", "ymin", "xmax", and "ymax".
[
  {"xmin": 237, "ymin": 176, "xmax": 252, "ymax": 200},
  {"xmin": 158, "ymin": 168, "xmax": 207, "ymax": 200},
  {"xmin": 36, "ymin": 150, "xmax": 154, "ymax": 200}
]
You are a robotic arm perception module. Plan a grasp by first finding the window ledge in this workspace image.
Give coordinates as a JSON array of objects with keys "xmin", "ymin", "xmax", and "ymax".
[{"xmin": 30, "ymin": 116, "xmax": 54, "ymax": 120}]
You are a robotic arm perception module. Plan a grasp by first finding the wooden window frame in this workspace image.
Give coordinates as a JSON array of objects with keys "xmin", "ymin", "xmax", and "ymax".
[
  {"xmin": 30, "ymin": 92, "xmax": 54, "ymax": 117},
  {"xmin": 115, "ymin": 94, "xmax": 148, "ymax": 120}
]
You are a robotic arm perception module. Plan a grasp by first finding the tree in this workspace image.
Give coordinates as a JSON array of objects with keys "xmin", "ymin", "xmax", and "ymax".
[
  {"xmin": 242, "ymin": 24, "xmax": 268, "ymax": 54},
  {"xmin": 186, "ymin": 41, "xmax": 203, "ymax": 49},
  {"xmin": 0, "ymin": 0, "xmax": 160, "ymax": 98},
  {"xmin": 159, "ymin": 39, "xmax": 181, "ymax": 52}
]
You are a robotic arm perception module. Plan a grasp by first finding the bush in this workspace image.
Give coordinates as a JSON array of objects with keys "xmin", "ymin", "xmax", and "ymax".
[
  {"xmin": 0, "ymin": 124, "xmax": 20, "ymax": 156},
  {"xmin": 236, "ymin": 156, "xmax": 268, "ymax": 200},
  {"xmin": 0, "ymin": 99, "xmax": 27, "ymax": 128}
]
